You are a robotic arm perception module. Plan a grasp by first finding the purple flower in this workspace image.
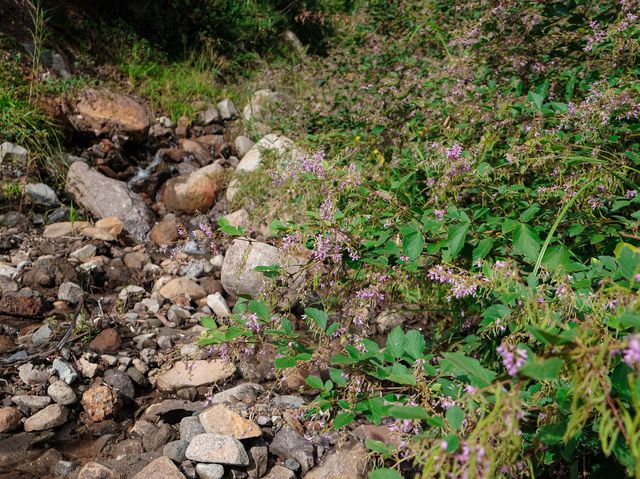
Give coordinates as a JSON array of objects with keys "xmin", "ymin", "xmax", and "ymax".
[
  {"xmin": 625, "ymin": 189, "xmax": 637, "ymax": 199},
  {"xmin": 497, "ymin": 343, "xmax": 528, "ymax": 376},
  {"xmin": 445, "ymin": 143, "xmax": 464, "ymax": 160},
  {"xmin": 624, "ymin": 336, "xmax": 640, "ymax": 368},
  {"xmin": 434, "ymin": 209, "xmax": 446, "ymax": 220}
]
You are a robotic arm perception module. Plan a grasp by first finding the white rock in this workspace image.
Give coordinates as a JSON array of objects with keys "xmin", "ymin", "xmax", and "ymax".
[
  {"xmin": 70, "ymin": 244, "xmax": 97, "ymax": 262},
  {"xmin": 24, "ymin": 404, "xmax": 68, "ymax": 431},
  {"xmin": 47, "ymin": 380, "xmax": 77, "ymax": 405},
  {"xmin": 185, "ymin": 433, "xmax": 249, "ymax": 465},
  {"xmin": 206, "ymin": 292, "xmax": 231, "ymax": 317},
  {"xmin": 25, "ymin": 183, "xmax": 60, "ymax": 207},
  {"xmin": 217, "ymin": 99, "xmax": 237, "ymax": 120},
  {"xmin": 0, "ymin": 142, "xmax": 28, "ymax": 163},
  {"xmin": 58, "ymin": 281, "xmax": 83, "ymax": 303},
  {"xmin": 119, "ymin": 285, "xmax": 146, "ymax": 301}
]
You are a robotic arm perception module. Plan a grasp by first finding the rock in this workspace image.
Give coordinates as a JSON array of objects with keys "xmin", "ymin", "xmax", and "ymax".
[
  {"xmin": 89, "ymin": 328, "xmax": 121, "ymax": 353},
  {"xmin": 176, "ymin": 116, "xmax": 190, "ymax": 137},
  {"xmin": 25, "ymin": 183, "xmax": 60, "ymax": 207},
  {"xmin": 217, "ymin": 99, "xmax": 237, "ymax": 120},
  {"xmin": 273, "ymin": 395, "xmax": 305, "ymax": 409},
  {"xmin": 23, "ymin": 404, "xmax": 68, "ymax": 431},
  {"xmin": 130, "ymin": 456, "xmax": 185, "ymax": 479},
  {"xmin": 12, "ymin": 395, "xmax": 52, "ymax": 410},
  {"xmin": 18, "ymin": 362, "xmax": 50, "ymax": 384},
  {"xmin": 235, "ymin": 136, "xmax": 254, "ymax": 159},
  {"xmin": 304, "ymin": 441, "xmax": 370, "ymax": 479},
  {"xmin": 78, "ymin": 357, "xmax": 99, "ymax": 378},
  {"xmin": 195, "ymin": 463, "xmax": 224, "ymax": 479},
  {"xmin": 156, "ymin": 359, "xmax": 235, "ymax": 391},
  {"xmin": 81, "ymin": 384, "xmax": 118, "ymax": 422},
  {"xmin": 247, "ymin": 446, "xmax": 268, "ymax": 479},
  {"xmin": 226, "ymin": 134, "xmax": 303, "ymax": 202},
  {"xmin": 242, "ymin": 90, "xmax": 289, "ymax": 123},
  {"xmin": 0, "ymin": 142, "xmax": 28, "ymax": 163},
  {"xmin": 372, "ymin": 310, "xmax": 409, "ymax": 334},
  {"xmin": 159, "ymin": 163, "xmax": 224, "ymax": 214},
  {"xmin": 179, "ymin": 416, "xmax": 206, "ymax": 442},
  {"xmin": 43, "ymin": 222, "xmax": 74, "ymax": 238},
  {"xmin": 119, "ymin": 285, "xmax": 145, "ymax": 301},
  {"xmin": 124, "ymin": 252, "xmax": 150, "ymax": 270},
  {"xmin": 96, "ymin": 216, "xmax": 125, "ymax": 236},
  {"xmin": 179, "ymin": 259, "xmax": 211, "ymax": 279},
  {"xmin": 142, "ymin": 423, "xmax": 174, "ymax": 452},
  {"xmin": 66, "ymin": 161, "xmax": 153, "ymax": 242},
  {"xmin": 47, "ymin": 380, "xmax": 77, "ymax": 405},
  {"xmin": 0, "ymin": 407, "xmax": 21, "ymax": 432},
  {"xmin": 77, "ymin": 462, "xmax": 121, "ymax": 479},
  {"xmin": 52, "ymin": 358, "xmax": 78, "ymax": 384},
  {"xmin": 270, "ymin": 428, "xmax": 314, "ymax": 474},
  {"xmin": 223, "ymin": 209, "xmax": 250, "ymax": 228},
  {"xmin": 221, "ymin": 239, "xmax": 307, "ymax": 298},
  {"xmin": 206, "ymin": 292, "xmax": 231, "ymax": 317},
  {"xmin": 264, "ymin": 465, "xmax": 295, "ymax": 479},
  {"xmin": 143, "ymin": 399, "xmax": 203, "ymax": 423},
  {"xmin": 66, "ymin": 88, "xmax": 150, "ymax": 140},
  {"xmin": 150, "ymin": 214, "xmax": 179, "ymax": 246},
  {"xmin": 58, "ymin": 281, "xmax": 84, "ymax": 303},
  {"xmin": 0, "ymin": 289, "xmax": 46, "ymax": 317},
  {"xmin": 32, "ymin": 325, "xmax": 53, "ymax": 347},
  {"xmin": 53, "ymin": 460, "xmax": 76, "ymax": 477},
  {"xmin": 159, "ymin": 277, "xmax": 207, "ymax": 301},
  {"xmin": 199, "ymin": 404, "xmax": 261, "ymax": 439},
  {"xmin": 104, "ymin": 369, "xmax": 135, "ymax": 400},
  {"xmin": 70, "ymin": 244, "xmax": 97, "ymax": 261},
  {"xmin": 207, "ymin": 383, "xmax": 263, "ymax": 404},
  {"xmin": 198, "ymin": 107, "xmax": 220, "ymax": 125},
  {"xmin": 185, "ymin": 433, "xmax": 249, "ymax": 465},
  {"xmin": 163, "ymin": 439, "xmax": 189, "ymax": 463},
  {"xmin": 353, "ymin": 424, "xmax": 402, "ymax": 447},
  {"xmin": 179, "ymin": 138, "xmax": 212, "ymax": 166},
  {"xmin": 0, "ymin": 334, "xmax": 15, "ymax": 353}
]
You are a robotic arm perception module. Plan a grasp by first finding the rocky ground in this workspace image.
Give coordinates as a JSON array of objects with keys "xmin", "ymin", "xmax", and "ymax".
[{"xmin": 0, "ymin": 88, "xmax": 377, "ymax": 478}]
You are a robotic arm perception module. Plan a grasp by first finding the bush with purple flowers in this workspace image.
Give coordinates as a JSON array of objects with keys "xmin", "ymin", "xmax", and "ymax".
[{"xmin": 199, "ymin": 0, "xmax": 640, "ymax": 477}]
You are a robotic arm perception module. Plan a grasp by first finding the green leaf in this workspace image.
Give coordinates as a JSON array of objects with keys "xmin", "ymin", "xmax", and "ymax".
[
  {"xmin": 527, "ymin": 325, "xmax": 576, "ymax": 346},
  {"xmin": 274, "ymin": 357, "xmax": 297, "ymax": 369},
  {"xmin": 538, "ymin": 421, "xmax": 567, "ymax": 445},
  {"xmin": 365, "ymin": 440, "xmax": 396, "ymax": 457},
  {"xmin": 333, "ymin": 412, "xmax": 355, "ymax": 430},
  {"xmin": 386, "ymin": 326, "xmax": 405, "ymax": 358},
  {"xmin": 448, "ymin": 222, "xmax": 470, "ymax": 259},
  {"xmin": 440, "ymin": 352, "xmax": 496, "ymax": 388},
  {"xmin": 445, "ymin": 433, "xmax": 460, "ymax": 453},
  {"xmin": 446, "ymin": 406, "xmax": 465, "ymax": 430},
  {"xmin": 512, "ymin": 223, "xmax": 541, "ymax": 261},
  {"xmin": 218, "ymin": 217, "xmax": 245, "ymax": 236},
  {"xmin": 305, "ymin": 307, "xmax": 328, "ymax": 331},
  {"xmin": 330, "ymin": 368, "xmax": 348, "ymax": 386},
  {"xmin": 306, "ymin": 375, "xmax": 325, "ymax": 390},
  {"xmin": 527, "ymin": 90, "xmax": 545, "ymax": 110},
  {"xmin": 472, "ymin": 237, "xmax": 493, "ymax": 262},
  {"xmin": 248, "ymin": 300, "xmax": 271, "ymax": 321},
  {"xmin": 403, "ymin": 330, "xmax": 426, "ymax": 360},
  {"xmin": 519, "ymin": 204, "xmax": 540, "ymax": 222},
  {"xmin": 200, "ymin": 316, "xmax": 216, "ymax": 329},
  {"xmin": 481, "ymin": 304, "xmax": 510, "ymax": 326},
  {"xmin": 369, "ymin": 468, "xmax": 403, "ymax": 479},
  {"xmin": 400, "ymin": 224, "xmax": 425, "ymax": 260},
  {"xmin": 253, "ymin": 265, "xmax": 282, "ymax": 279},
  {"xmin": 387, "ymin": 405, "xmax": 429, "ymax": 420},
  {"xmin": 541, "ymin": 245, "xmax": 571, "ymax": 272},
  {"xmin": 520, "ymin": 357, "xmax": 564, "ymax": 380}
]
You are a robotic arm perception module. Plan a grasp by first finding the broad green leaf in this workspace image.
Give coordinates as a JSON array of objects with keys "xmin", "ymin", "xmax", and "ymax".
[
  {"xmin": 519, "ymin": 204, "xmax": 540, "ymax": 222},
  {"xmin": 520, "ymin": 357, "xmax": 564, "ymax": 380},
  {"xmin": 200, "ymin": 316, "xmax": 216, "ymax": 329},
  {"xmin": 403, "ymin": 330, "xmax": 426, "ymax": 360},
  {"xmin": 333, "ymin": 412, "xmax": 355, "ymax": 430},
  {"xmin": 218, "ymin": 217, "xmax": 245, "ymax": 236},
  {"xmin": 542, "ymin": 245, "xmax": 571, "ymax": 272},
  {"xmin": 386, "ymin": 326, "xmax": 405, "ymax": 358},
  {"xmin": 248, "ymin": 300, "xmax": 270, "ymax": 321},
  {"xmin": 472, "ymin": 237, "xmax": 493, "ymax": 262},
  {"xmin": 512, "ymin": 223, "xmax": 541, "ymax": 261},
  {"xmin": 440, "ymin": 352, "xmax": 496, "ymax": 388},
  {"xmin": 481, "ymin": 304, "xmax": 510, "ymax": 326},
  {"xmin": 527, "ymin": 90, "xmax": 545, "ymax": 110},
  {"xmin": 369, "ymin": 468, "xmax": 403, "ymax": 479},
  {"xmin": 448, "ymin": 222, "xmax": 470, "ymax": 259},
  {"xmin": 400, "ymin": 224, "xmax": 425, "ymax": 260},
  {"xmin": 538, "ymin": 421, "xmax": 567, "ymax": 445},
  {"xmin": 387, "ymin": 405, "xmax": 429, "ymax": 420},
  {"xmin": 365, "ymin": 439, "xmax": 396, "ymax": 457},
  {"xmin": 306, "ymin": 375, "xmax": 325, "ymax": 390},
  {"xmin": 274, "ymin": 357, "xmax": 297, "ymax": 369},
  {"xmin": 305, "ymin": 307, "xmax": 328, "ymax": 331},
  {"xmin": 445, "ymin": 433, "xmax": 460, "ymax": 453},
  {"xmin": 253, "ymin": 265, "xmax": 282, "ymax": 278},
  {"xmin": 446, "ymin": 406, "xmax": 465, "ymax": 430},
  {"xmin": 329, "ymin": 368, "xmax": 348, "ymax": 386}
]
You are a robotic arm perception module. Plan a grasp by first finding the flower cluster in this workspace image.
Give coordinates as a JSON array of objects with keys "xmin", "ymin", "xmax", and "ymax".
[
  {"xmin": 497, "ymin": 343, "xmax": 528, "ymax": 376},
  {"xmin": 427, "ymin": 265, "xmax": 485, "ymax": 300}
]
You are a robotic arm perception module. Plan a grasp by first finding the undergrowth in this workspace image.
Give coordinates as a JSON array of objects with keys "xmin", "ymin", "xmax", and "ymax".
[{"xmin": 199, "ymin": 0, "xmax": 640, "ymax": 478}]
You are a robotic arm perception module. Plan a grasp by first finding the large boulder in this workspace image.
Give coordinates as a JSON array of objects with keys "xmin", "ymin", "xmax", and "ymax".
[
  {"xmin": 66, "ymin": 88, "xmax": 150, "ymax": 140},
  {"xmin": 226, "ymin": 134, "xmax": 304, "ymax": 202},
  {"xmin": 160, "ymin": 163, "xmax": 224, "ymax": 213},
  {"xmin": 66, "ymin": 160, "xmax": 153, "ymax": 242},
  {"xmin": 221, "ymin": 239, "xmax": 308, "ymax": 298}
]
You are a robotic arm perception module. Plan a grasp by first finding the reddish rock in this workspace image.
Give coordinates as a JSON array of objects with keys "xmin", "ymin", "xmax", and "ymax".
[
  {"xmin": 178, "ymin": 138, "xmax": 212, "ymax": 166},
  {"xmin": 132, "ymin": 456, "xmax": 185, "ymax": 479},
  {"xmin": 77, "ymin": 462, "xmax": 122, "ymax": 479},
  {"xmin": 0, "ymin": 335, "xmax": 15, "ymax": 353},
  {"xmin": 198, "ymin": 277, "xmax": 223, "ymax": 295},
  {"xmin": 150, "ymin": 214, "xmax": 179, "ymax": 247},
  {"xmin": 81, "ymin": 384, "xmax": 118, "ymax": 422},
  {"xmin": 0, "ymin": 407, "xmax": 21, "ymax": 433},
  {"xmin": 0, "ymin": 290, "xmax": 46, "ymax": 317},
  {"xmin": 159, "ymin": 163, "xmax": 223, "ymax": 214},
  {"xmin": 89, "ymin": 328, "xmax": 121, "ymax": 353}
]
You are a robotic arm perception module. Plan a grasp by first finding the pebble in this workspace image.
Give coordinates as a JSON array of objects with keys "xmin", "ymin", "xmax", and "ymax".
[
  {"xmin": 24, "ymin": 404, "xmax": 68, "ymax": 431},
  {"xmin": 247, "ymin": 445, "xmax": 268, "ymax": 478},
  {"xmin": 270, "ymin": 427, "xmax": 315, "ymax": 474},
  {"xmin": 264, "ymin": 465, "xmax": 296, "ymax": 479},
  {"xmin": 180, "ymin": 416, "xmax": 205, "ymax": 442},
  {"xmin": 78, "ymin": 357, "xmax": 99, "ymax": 377},
  {"xmin": 118, "ymin": 285, "xmax": 145, "ymax": 301},
  {"xmin": 53, "ymin": 358, "xmax": 78, "ymax": 384},
  {"xmin": 0, "ymin": 406, "xmax": 21, "ymax": 432},
  {"xmin": 70, "ymin": 244, "xmax": 96, "ymax": 262},
  {"xmin": 185, "ymin": 433, "xmax": 249, "ymax": 465},
  {"xmin": 88, "ymin": 328, "xmax": 121, "ymax": 353},
  {"xmin": 199, "ymin": 404, "xmax": 261, "ymax": 439},
  {"xmin": 195, "ymin": 463, "xmax": 225, "ymax": 479},
  {"xmin": 58, "ymin": 281, "xmax": 84, "ymax": 303},
  {"xmin": 32, "ymin": 325, "xmax": 53, "ymax": 347},
  {"xmin": 53, "ymin": 460, "xmax": 76, "ymax": 477},
  {"xmin": 156, "ymin": 359, "xmax": 235, "ymax": 391},
  {"xmin": 77, "ymin": 462, "xmax": 119, "ymax": 479},
  {"xmin": 12, "ymin": 395, "xmax": 52, "ymax": 410},
  {"xmin": 163, "ymin": 439, "xmax": 189, "ymax": 463},
  {"xmin": 18, "ymin": 362, "xmax": 50, "ymax": 384},
  {"xmin": 206, "ymin": 292, "xmax": 231, "ymax": 317},
  {"xmin": 47, "ymin": 380, "xmax": 77, "ymax": 405}
]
